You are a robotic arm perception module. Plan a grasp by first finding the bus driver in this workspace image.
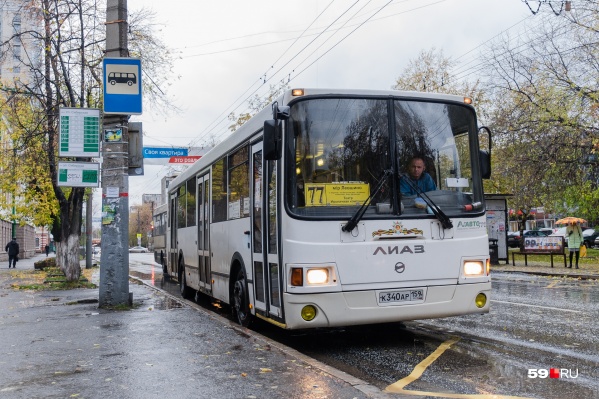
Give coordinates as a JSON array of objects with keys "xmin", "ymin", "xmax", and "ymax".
[{"xmin": 399, "ymin": 156, "xmax": 436, "ymax": 196}]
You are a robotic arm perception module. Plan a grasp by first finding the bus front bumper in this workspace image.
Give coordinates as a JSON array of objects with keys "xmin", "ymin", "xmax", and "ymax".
[{"xmin": 281, "ymin": 282, "xmax": 491, "ymax": 329}]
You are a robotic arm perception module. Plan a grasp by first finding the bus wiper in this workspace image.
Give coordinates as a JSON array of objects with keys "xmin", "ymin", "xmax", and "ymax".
[
  {"xmin": 400, "ymin": 174, "xmax": 453, "ymax": 230},
  {"xmin": 342, "ymin": 169, "xmax": 392, "ymax": 233}
]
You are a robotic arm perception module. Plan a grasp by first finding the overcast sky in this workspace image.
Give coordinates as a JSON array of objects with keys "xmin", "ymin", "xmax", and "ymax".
[{"xmin": 116, "ymin": 0, "xmax": 535, "ymax": 206}]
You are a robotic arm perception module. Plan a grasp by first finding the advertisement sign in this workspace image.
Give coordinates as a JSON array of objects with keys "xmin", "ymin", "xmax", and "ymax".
[
  {"xmin": 523, "ymin": 236, "xmax": 564, "ymax": 253},
  {"xmin": 169, "ymin": 156, "xmax": 201, "ymax": 164}
]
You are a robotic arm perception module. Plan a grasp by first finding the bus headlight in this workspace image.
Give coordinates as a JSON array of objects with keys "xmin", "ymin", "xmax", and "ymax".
[
  {"xmin": 306, "ymin": 268, "xmax": 329, "ymax": 285},
  {"xmin": 463, "ymin": 261, "xmax": 484, "ymax": 277},
  {"xmin": 288, "ymin": 264, "xmax": 338, "ymax": 288}
]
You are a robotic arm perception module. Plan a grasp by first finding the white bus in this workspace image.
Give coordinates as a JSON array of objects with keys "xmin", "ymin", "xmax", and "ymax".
[
  {"xmin": 152, "ymin": 202, "xmax": 168, "ymax": 273},
  {"xmin": 166, "ymin": 88, "xmax": 492, "ymax": 329}
]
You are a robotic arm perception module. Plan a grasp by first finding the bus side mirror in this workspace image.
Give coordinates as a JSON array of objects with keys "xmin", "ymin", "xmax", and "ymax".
[
  {"xmin": 264, "ymin": 102, "xmax": 289, "ymax": 161},
  {"xmin": 264, "ymin": 119, "xmax": 281, "ymax": 160},
  {"xmin": 479, "ymin": 150, "xmax": 491, "ymax": 179},
  {"xmin": 478, "ymin": 126, "xmax": 492, "ymax": 179}
]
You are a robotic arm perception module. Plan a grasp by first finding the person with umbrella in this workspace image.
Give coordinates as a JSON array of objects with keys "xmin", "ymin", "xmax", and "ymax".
[{"xmin": 557, "ymin": 217, "xmax": 585, "ymax": 269}]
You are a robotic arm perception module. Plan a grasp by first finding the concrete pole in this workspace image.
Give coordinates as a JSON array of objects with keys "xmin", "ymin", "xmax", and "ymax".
[{"xmin": 99, "ymin": 0, "xmax": 131, "ymax": 307}]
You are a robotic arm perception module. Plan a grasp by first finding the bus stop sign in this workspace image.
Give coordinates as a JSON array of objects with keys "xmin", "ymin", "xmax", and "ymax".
[{"xmin": 103, "ymin": 57, "xmax": 142, "ymax": 115}]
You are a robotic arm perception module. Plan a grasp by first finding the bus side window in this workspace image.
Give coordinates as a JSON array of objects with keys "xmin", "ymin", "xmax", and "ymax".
[{"xmin": 212, "ymin": 157, "xmax": 228, "ymax": 222}]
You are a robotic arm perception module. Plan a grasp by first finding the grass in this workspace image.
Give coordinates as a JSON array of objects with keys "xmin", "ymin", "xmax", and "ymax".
[{"xmin": 10, "ymin": 267, "xmax": 97, "ymax": 291}]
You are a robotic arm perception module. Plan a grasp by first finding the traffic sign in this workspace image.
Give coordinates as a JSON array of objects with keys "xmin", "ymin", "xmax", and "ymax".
[
  {"xmin": 59, "ymin": 108, "xmax": 100, "ymax": 157},
  {"xmin": 143, "ymin": 147, "xmax": 188, "ymax": 158},
  {"xmin": 103, "ymin": 57, "xmax": 142, "ymax": 115},
  {"xmin": 57, "ymin": 162, "xmax": 100, "ymax": 187}
]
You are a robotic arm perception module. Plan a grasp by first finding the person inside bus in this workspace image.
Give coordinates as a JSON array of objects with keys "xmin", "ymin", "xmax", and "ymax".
[{"xmin": 399, "ymin": 156, "xmax": 436, "ymax": 196}]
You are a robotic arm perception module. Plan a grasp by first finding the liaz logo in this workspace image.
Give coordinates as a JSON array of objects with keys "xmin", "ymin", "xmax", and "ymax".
[
  {"xmin": 527, "ymin": 368, "xmax": 578, "ymax": 379},
  {"xmin": 373, "ymin": 245, "xmax": 424, "ymax": 255}
]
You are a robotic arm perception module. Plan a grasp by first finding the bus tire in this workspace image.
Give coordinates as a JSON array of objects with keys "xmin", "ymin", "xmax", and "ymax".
[
  {"xmin": 160, "ymin": 251, "xmax": 168, "ymax": 277},
  {"xmin": 179, "ymin": 261, "xmax": 192, "ymax": 299},
  {"xmin": 232, "ymin": 269, "xmax": 252, "ymax": 327}
]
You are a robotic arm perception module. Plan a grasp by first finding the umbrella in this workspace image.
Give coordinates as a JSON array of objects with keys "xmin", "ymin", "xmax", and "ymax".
[{"xmin": 555, "ymin": 216, "xmax": 586, "ymax": 225}]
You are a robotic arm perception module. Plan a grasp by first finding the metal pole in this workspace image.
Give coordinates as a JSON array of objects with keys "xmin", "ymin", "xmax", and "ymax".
[
  {"xmin": 99, "ymin": 0, "xmax": 131, "ymax": 307},
  {"xmin": 85, "ymin": 193, "xmax": 92, "ymax": 269}
]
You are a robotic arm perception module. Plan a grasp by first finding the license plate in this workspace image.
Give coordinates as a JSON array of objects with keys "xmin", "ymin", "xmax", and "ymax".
[{"xmin": 377, "ymin": 288, "xmax": 426, "ymax": 306}]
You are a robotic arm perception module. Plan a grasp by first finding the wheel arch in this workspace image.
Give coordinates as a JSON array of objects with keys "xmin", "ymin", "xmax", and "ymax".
[{"xmin": 229, "ymin": 252, "xmax": 247, "ymax": 304}]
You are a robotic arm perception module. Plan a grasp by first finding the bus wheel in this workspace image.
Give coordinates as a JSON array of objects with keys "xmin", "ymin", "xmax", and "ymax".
[
  {"xmin": 232, "ymin": 269, "xmax": 252, "ymax": 327},
  {"xmin": 160, "ymin": 251, "xmax": 167, "ymax": 277},
  {"xmin": 179, "ymin": 265, "xmax": 192, "ymax": 299},
  {"xmin": 162, "ymin": 260, "xmax": 168, "ymax": 277}
]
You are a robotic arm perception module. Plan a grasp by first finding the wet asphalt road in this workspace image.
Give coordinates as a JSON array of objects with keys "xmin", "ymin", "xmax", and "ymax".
[{"xmin": 129, "ymin": 254, "xmax": 599, "ymax": 399}]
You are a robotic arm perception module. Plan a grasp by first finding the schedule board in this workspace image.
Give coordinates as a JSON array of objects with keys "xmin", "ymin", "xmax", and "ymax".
[
  {"xmin": 59, "ymin": 108, "xmax": 100, "ymax": 157},
  {"xmin": 57, "ymin": 162, "xmax": 100, "ymax": 187}
]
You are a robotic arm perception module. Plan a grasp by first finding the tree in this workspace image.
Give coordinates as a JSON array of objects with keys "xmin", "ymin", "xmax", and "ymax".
[
  {"xmin": 392, "ymin": 48, "xmax": 489, "ymax": 123},
  {"xmin": 128, "ymin": 203, "xmax": 153, "ymax": 247},
  {"xmin": 482, "ymin": 3, "xmax": 599, "ymax": 222},
  {"xmin": 228, "ymin": 82, "xmax": 289, "ymax": 132},
  {"xmin": 0, "ymin": 0, "xmax": 176, "ymax": 281}
]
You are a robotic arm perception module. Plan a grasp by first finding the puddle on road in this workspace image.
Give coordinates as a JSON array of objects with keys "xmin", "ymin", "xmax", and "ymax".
[
  {"xmin": 151, "ymin": 295, "xmax": 183, "ymax": 310},
  {"xmin": 129, "ymin": 270, "xmax": 158, "ymax": 286}
]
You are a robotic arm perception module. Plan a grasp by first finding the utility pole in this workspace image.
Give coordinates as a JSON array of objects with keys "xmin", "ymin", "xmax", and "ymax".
[{"xmin": 99, "ymin": 0, "xmax": 131, "ymax": 307}]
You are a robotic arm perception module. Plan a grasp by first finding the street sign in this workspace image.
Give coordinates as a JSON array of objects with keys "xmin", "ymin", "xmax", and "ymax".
[
  {"xmin": 128, "ymin": 122, "xmax": 144, "ymax": 176},
  {"xmin": 57, "ymin": 162, "xmax": 100, "ymax": 187},
  {"xmin": 143, "ymin": 147, "xmax": 188, "ymax": 158},
  {"xmin": 59, "ymin": 108, "xmax": 100, "ymax": 157},
  {"xmin": 169, "ymin": 156, "xmax": 201, "ymax": 164},
  {"xmin": 103, "ymin": 57, "xmax": 142, "ymax": 115}
]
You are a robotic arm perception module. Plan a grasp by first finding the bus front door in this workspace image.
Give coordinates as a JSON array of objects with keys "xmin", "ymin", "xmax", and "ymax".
[
  {"xmin": 251, "ymin": 142, "xmax": 282, "ymax": 320},
  {"xmin": 169, "ymin": 193, "xmax": 178, "ymax": 276},
  {"xmin": 197, "ymin": 174, "xmax": 211, "ymax": 293}
]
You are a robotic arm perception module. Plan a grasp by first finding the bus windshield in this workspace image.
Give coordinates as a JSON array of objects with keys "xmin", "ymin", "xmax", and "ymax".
[{"xmin": 286, "ymin": 96, "xmax": 483, "ymax": 219}]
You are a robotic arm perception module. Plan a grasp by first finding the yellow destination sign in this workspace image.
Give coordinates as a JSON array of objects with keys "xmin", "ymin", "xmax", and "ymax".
[{"xmin": 304, "ymin": 182, "xmax": 370, "ymax": 207}]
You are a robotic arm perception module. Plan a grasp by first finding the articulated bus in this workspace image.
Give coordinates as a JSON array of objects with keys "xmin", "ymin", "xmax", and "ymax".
[
  {"xmin": 152, "ymin": 203, "xmax": 168, "ymax": 273},
  {"xmin": 165, "ymin": 88, "xmax": 492, "ymax": 329}
]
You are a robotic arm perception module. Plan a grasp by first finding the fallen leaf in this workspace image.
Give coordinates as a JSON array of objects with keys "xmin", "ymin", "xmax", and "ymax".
[{"xmin": 260, "ymin": 368, "xmax": 272, "ymax": 373}]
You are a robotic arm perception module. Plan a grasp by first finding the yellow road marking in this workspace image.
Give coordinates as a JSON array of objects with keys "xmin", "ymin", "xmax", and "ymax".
[
  {"xmin": 545, "ymin": 281, "xmax": 559, "ymax": 289},
  {"xmin": 385, "ymin": 337, "xmax": 534, "ymax": 399}
]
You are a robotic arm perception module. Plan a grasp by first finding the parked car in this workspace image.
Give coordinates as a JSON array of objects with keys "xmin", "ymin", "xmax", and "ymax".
[
  {"xmin": 550, "ymin": 227, "xmax": 568, "ymax": 243},
  {"xmin": 539, "ymin": 228, "xmax": 556, "ymax": 236},
  {"xmin": 129, "ymin": 246, "xmax": 148, "ymax": 253},
  {"xmin": 507, "ymin": 231, "xmax": 521, "ymax": 248},
  {"xmin": 582, "ymin": 228, "xmax": 599, "ymax": 248}
]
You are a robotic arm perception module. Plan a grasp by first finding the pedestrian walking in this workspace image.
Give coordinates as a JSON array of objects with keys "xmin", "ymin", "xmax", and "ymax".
[
  {"xmin": 45, "ymin": 244, "xmax": 50, "ymax": 257},
  {"xmin": 5, "ymin": 238, "xmax": 19, "ymax": 269}
]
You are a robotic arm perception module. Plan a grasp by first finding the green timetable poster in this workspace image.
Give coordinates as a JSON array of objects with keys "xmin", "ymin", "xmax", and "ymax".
[
  {"xmin": 57, "ymin": 162, "xmax": 100, "ymax": 188},
  {"xmin": 59, "ymin": 108, "xmax": 100, "ymax": 157}
]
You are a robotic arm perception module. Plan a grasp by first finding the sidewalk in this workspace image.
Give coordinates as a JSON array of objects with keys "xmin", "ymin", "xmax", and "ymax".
[{"xmin": 0, "ymin": 254, "xmax": 389, "ymax": 399}]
